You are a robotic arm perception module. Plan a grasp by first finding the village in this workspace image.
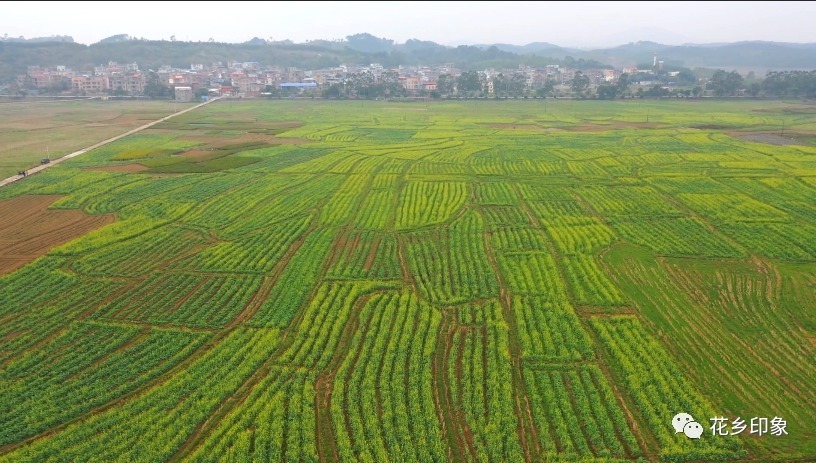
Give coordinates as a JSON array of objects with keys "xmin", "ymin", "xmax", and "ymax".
[{"xmin": 13, "ymin": 55, "xmax": 698, "ymax": 101}]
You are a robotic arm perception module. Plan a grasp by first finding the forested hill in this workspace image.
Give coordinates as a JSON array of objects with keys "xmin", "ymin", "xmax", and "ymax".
[
  {"xmin": 0, "ymin": 37, "xmax": 604, "ymax": 82},
  {"xmin": 2, "ymin": 33, "xmax": 816, "ymax": 81}
]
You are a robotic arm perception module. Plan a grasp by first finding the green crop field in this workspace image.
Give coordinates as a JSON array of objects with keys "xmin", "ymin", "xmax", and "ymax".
[{"xmin": 0, "ymin": 98, "xmax": 815, "ymax": 462}]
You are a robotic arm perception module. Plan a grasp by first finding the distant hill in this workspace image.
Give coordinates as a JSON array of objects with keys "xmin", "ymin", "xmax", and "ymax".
[
  {"xmin": 0, "ymin": 36, "xmax": 598, "ymax": 83},
  {"xmin": 476, "ymin": 40, "xmax": 816, "ymax": 74},
  {"xmin": 0, "ymin": 35, "xmax": 74, "ymax": 43},
  {"xmin": 2, "ymin": 33, "xmax": 816, "ymax": 83},
  {"xmin": 473, "ymin": 42, "xmax": 577, "ymax": 57},
  {"xmin": 574, "ymin": 41, "xmax": 816, "ymax": 72}
]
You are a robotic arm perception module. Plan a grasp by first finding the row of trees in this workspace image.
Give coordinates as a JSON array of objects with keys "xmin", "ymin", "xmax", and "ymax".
[
  {"xmin": 318, "ymin": 70, "xmax": 559, "ymax": 99},
  {"xmin": 321, "ymin": 70, "xmax": 408, "ymax": 99}
]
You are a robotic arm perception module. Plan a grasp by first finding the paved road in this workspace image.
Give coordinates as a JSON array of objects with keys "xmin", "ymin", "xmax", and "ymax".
[{"xmin": 0, "ymin": 97, "xmax": 220, "ymax": 189}]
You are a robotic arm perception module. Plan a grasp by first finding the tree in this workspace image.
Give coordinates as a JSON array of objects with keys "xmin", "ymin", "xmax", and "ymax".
[
  {"xmin": 509, "ymin": 72, "xmax": 527, "ymax": 97},
  {"xmin": 437, "ymin": 74, "xmax": 454, "ymax": 96},
  {"xmin": 644, "ymin": 84, "xmax": 669, "ymax": 98},
  {"xmin": 380, "ymin": 70, "xmax": 406, "ymax": 98},
  {"xmin": 616, "ymin": 73, "xmax": 630, "ymax": 97},
  {"xmin": 570, "ymin": 71, "xmax": 590, "ymax": 98},
  {"xmin": 143, "ymin": 71, "xmax": 171, "ymax": 99},
  {"xmin": 535, "ymin": 77, "xmax": 556, "ymax": 98},
  {"xmin": 322, "ymin": 84, "xmax": 342, "ymax": 99},
  {"xmin": 492, "ymin": 73, "xmax": 507, "ymax": 98},
  {"xmin": 596, "ymin": 84, "xmax": 618, "ymax": 99},
  {"xmin": 456, "ymin": 71, "xmax": 483, "ymax": 97},
  {"xmin": 708, "ymin": 70, "xmax": 743, "ymax": 96}
]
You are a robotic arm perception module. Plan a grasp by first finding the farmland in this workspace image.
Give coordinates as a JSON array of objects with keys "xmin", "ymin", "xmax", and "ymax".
[
  {"xmin": 0, "ymin": 98, "xmax": 815, "ymax": 462},
  {"xmin": 0, "ymin": 99, "xmax": 191, "ymax": 179}
]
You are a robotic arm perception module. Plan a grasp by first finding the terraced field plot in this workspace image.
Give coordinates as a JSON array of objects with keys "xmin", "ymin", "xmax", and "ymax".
[{"xmin": 1, "ymin": 99, "xmax": 815, "ymax": 462}]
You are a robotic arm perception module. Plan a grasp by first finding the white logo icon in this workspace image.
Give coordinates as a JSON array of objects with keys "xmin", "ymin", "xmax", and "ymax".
[
  {"xmin": 672, "ymin": 413, "xmax": 694, "ymax": 433},
  {"xmin": 672, "ymin": 412, "xmax": 703, "ymax": 439}
]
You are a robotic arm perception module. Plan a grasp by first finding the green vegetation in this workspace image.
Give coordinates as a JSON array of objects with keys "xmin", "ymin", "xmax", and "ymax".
[{"xmin": 1, "ymin": 99, "xmax": 815, "ymax": 462}]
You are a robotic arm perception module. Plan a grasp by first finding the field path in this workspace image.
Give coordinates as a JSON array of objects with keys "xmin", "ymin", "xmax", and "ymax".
[{"xmin": 0, "ymin": 97, "xmax": 221, "ymax": 188}]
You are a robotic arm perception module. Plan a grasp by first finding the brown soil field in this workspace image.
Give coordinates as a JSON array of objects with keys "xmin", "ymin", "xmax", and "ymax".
[
  {"xmin": 732, "ymin": 131, "xmax": 807, "ymax": 146},
  {"xmin": 84, "ymin": 163, "xmax": 150, "ymax": 173},
  {"xmin": 489, "ymin": 124, "xmax": 561, "ymax": 132},
  {"xmin": 562, "ymin": 121, "xmax": 666, "ymax": 132},
  {"xmin": 0, "ymin": 195, "xmax": 115, "ymax": 274},
  {"xmin": 176, "ymin": 132, "xmax": 309, "ymax": 146},
  {"xmin": 143, "ymin": 128, "xmax": 309, "ymax": 147}
]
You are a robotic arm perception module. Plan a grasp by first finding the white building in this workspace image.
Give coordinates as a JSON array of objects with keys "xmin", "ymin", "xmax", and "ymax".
[{"xmin": 174, "ymin": 86, "xmax": 193, "ymax": 101}]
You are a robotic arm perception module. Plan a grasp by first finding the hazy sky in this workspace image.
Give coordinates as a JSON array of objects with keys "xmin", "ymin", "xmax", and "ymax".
[{"xmin": 4, "ymin": 1, "xmax": 816, "ymax": 48}]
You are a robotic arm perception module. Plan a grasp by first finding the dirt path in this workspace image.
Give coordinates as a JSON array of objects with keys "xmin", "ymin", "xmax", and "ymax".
[{"xmin": 0, "ymin": 97, "xmax": 220, "ymax": 189}]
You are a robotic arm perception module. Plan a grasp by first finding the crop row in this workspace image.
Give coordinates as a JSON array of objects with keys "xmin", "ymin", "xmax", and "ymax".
[
  {"xmin": 406, "ymin": 211, "xmax": 498, "ymax": 305},
  {"xmin": 182, "ymin": 366, "xmax": 315, "ymax": 462},
  {"xmin": 331, "ymin": 291, "xmax": 447, "ymax": 462},
  {"xmin": 72, "ymin": 225, "xmax": 207, "ymax": 277},
  {"xmin": 0, "ymin": 276, "xmax": 126, "ymax": 364},
  {"xmin": 481, "ymin": 206, "xmax": 531, "ymax": 228},
  {"xmin": 248, "ymin": 227, "xmax": 336, "ymax": 328},
  {"xmin": 353, "ymin": 189, "xmax": 395, "ymax": 230},
  {"xmin": 524, "ymin": 364, "xmax": 640, "ymax": 460},
  {"xmin": 180, "ymin": 215, "xmax": 311, "ymax": 274},
  {"xmin": 512, "ymin": 296, "xmax": 593, "ymax": 361},
  {"xmin": 0, "ymin": 256, "xmax": 75, "ymax": 318},
  {"xmin": 222, "ymin": 174, "xmax": 345, "ymax": 237},
  {"xmin": 396, "ymin": 181, "xmax": 467, "ymax": 230},
  {"xmin": 275, "ymin": 281, "xmax": 392, "ymax": 370},
  {"xmin": 320, "ymin": 174, "xmax": 370, "ymax": 225},
  {"xmin": 0, "ymin": 327, "xmax": 281, "ymax": 463},
  {"xmin": 497, "ymin": 252, "xmax": 566, "ymax": 297},
  {"xmin": 491, "ymin": 226, "xmax": 549, "ymax": 252},
  {"xmin": 95, "ymin": 272, "xmax": 262, "ymax": 328},
  {"xmin": 181, "ymin": 173, "xmax": 308, "ymax": 234},
  {"xmin": 447, "ymin": 301, "xmax": 524, "ymax": 462},
  {"xmin": 578, "ymin": 185, "xmax": 684, "ymax": 218},
  {"xmin": 590, "ymin": 316, "xmax": 744, "ymax": 462},
  {"xmin": 326, "ymin": 231, "xmax": 401, "ymax": 281},
  {"xmin": 0, "ymin": 322, "xmax": 206, "ymax": 446},
  {"xmin": 473, "ymin": 181, "xmax": 517, "ymax": 206}
]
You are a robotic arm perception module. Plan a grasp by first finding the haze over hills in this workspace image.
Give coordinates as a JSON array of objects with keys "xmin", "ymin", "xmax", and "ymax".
[{"xmin": 2, "ymin": 32, "xmax": 816, "ymax": 80}]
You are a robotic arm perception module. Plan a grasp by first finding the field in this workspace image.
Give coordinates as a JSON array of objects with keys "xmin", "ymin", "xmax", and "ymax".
[
  {"xmin": 1, "ymin": 98, "xmax": 815, "ymax": 462},
  {"xmin": 0, "ymin": 99, "xmax": 191, "ymax": 179}
]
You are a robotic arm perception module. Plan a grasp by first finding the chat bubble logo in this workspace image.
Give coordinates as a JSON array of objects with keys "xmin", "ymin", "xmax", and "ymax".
[
  {"xmin": 684, "ymin": 421, "xmax": 704, "ymax": 439},
  {"xmin": 672, "ymin": 413, "xmax": 695, "ymax": 433}
]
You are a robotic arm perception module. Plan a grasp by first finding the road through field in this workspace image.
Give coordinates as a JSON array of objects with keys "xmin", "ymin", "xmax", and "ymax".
[{"xmin": 0, "ymin": 97, "xmax": 221, "ymax": 188}]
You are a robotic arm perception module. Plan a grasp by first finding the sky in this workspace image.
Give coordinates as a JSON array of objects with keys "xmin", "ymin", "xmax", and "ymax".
[{"xmin": 4, "ymin": 1, "xmax": 816, "ymax": 48}]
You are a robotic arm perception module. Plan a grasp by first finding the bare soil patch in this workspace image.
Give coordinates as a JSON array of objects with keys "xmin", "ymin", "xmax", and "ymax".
[
  {"xmin": 0, "ymin": 195, "xmax": 114, "ymax": 274},
  {"xmin": 488, "ymin": 124, "xmax": 567, "ymax": 132},
  {"xmin": 690, "ymin": 124, "xmax": 732, "ymax": 130},
  {"xmin": 171, "ymin": 132, "xmax": 309, "ymax": 147},
  {"xmin": 85, "ymin": 163, "xmax": 149, "ymax": 173},
  {"xmin": 732, "ymin": 132, "xmax": 807, "ymax": 146},
  {"xmin": 562, "ymin": 121, "xmax": 666, "ymax": 132}
]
